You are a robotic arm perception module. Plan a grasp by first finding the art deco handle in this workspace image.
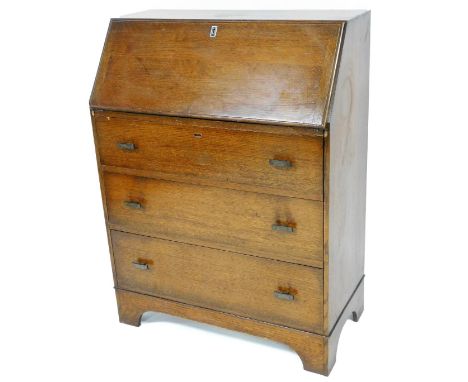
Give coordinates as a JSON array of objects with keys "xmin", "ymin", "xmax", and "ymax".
[
  {"xmin": 124, "ymin": 200, "xmax": 143, "ymax": 209},
  {"xmin": 269, "ymin": 159, "xmax": 292, "ymax": 169},
  {"xmin": 274, "ymin": 291, "xmax": 295, "ymax": 301},
  {"xmin": 117, "ymin": 142, "xmax": 136, "ymax": 151},
  {"xmin": 132, "ymin": 261, "xmax": 149, "ymax": 270},
  {"xmin": 271, "ymin": 224, "xmax": 296, "ymax": 233}
]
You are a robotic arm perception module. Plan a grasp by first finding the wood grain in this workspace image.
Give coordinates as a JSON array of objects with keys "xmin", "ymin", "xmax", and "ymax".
[
  {"xmin": 89, "ymin": 10, "xmax": 371, "ymax": 375},
  {"xmin": 116, "ymin": 288, "xmax": 328, "ymax": 374},
  {"xmin": 324, "ymin": 12, "xmax": 370, "ymax": 333},
  {"xmin": 114, "ymin": 277, "xmax": 363, "ymax": 375},
  {"xmin": 326, "ymin": 277, "xmax": 364, "ymax": 372},
  {"xmin": 104, "ymin": 172, "xmax": 324, "ymax": 267},
  {"xmin": 94, "ymin": 111, "xmax": 323, "ymax": 200},
  {"xmin": 90, "ymin": 20, "xmax": 343, "ymax": 127},
  {"xmin": 93, "ymin": 110, "xmax": 326, "ymax": 137},
  {"xmin": 90, "ymin": 110, "xmax": 118, "ymax": 281},
  {"xmin": 112, "ymin": 230, "xmax": 323, "ymax": 332}
]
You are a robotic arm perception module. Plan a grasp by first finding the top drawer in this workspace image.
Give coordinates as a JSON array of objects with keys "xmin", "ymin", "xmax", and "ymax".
[{"xmin": 94, "ymin": 111, "xmax": 323, "ymax": 200}]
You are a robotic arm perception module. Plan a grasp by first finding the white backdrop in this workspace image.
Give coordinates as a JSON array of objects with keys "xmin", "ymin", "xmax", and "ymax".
[{"xmin": 1, "ymin": 1, "xmax": 467, "ymax": 381}]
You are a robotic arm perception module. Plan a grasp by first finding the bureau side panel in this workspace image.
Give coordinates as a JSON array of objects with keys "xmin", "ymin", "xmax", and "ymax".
[{"xmin": 325, "ymin": 12, "xmax": 370, "ymax": 333}]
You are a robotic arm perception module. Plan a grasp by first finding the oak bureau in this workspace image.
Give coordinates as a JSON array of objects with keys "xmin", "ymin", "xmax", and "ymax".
[{"xmin": 90, "ymin": 10, "xmax": 370, "ymax": 375}]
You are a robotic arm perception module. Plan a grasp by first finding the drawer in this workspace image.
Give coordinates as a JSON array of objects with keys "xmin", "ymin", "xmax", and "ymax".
[
  {"xmin": 94, "ymin": 111, "xmax": 323, "ymax": 200},
  {"xmin": 105, "ymin": 172, "xmax": 323, "ymax": 267},
  {"xmin": 111, "ymin": 230, "xmax": 324, "ymax": 332}
]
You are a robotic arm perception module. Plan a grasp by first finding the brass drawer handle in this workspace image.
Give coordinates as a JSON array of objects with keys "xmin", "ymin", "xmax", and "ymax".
[
  {"xmin": 132, "ymin": 261, "xmax": 149, "ymax": 270},
  {"xmin": 124, "ymin": 200, "xmax": 143, "ymax": 209},
  {"xmin": 274, "ymin": 291, "xmax": 295, "ymax": 301},
  {"xmin": 117, "ymin": 142, "xmax": 136, "ymax": 151},
  {"xmin": 269, "ymin": 159, "xmax": 292, "ymax": 169},
  {"xmin": 272, "ymin": 224, "xmax": 296, "ymax": 233}
]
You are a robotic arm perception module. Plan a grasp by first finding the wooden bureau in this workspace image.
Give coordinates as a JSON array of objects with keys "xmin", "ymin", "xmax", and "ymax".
[{"xmin": 90, "ymin": 10, "xmax": 370, "ymax": 375}]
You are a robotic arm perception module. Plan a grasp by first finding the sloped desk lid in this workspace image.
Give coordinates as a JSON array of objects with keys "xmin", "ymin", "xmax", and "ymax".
[{"xmin": 90, "ymin": 19, "xmax": 344, "ymax": 128}]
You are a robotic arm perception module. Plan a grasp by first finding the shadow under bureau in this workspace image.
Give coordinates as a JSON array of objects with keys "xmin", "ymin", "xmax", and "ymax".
[{"xmin": 89, "ymin": 9, "xmax": 370, "ymax": 376}]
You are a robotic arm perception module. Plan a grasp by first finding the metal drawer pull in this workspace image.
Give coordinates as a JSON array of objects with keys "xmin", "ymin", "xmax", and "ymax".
[
  {"xmin": 271, "ymin": 224, "xmax": 296, "ymax": 233},
  {"xmin": 274, "ymin": 291, "xmax": 295, "ymax": 301},
  {"xmin": 269, "ymin": 159, "xmax": 292, "ymax": 169},
  {"xmin": 124, "ymin": 200, "xmax": 143, "ymax": 209},
  {"xmin": 117, "ymin": 142, "xmax": 136, "ymax": 151},
  {"xmin": 132, "ymin": 261, "xmax": 149, "ymax": 270}
]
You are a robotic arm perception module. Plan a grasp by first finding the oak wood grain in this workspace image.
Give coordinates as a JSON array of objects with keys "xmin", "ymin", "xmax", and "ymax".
[
  {"xmin": 324, "ymin": 12, "xmax": 370, "ymax": 333},
  {"xmin": 94, "ymin": 111, "xmax": 323, "ymax": 200},
  {"xmin": 89, "ymin": 11, "xmax": 370, "ymax": 375},
  {"xmin": 104, "ymin": 172, "xmax": 324, "ymax": 267},
  {"xmin": 116, "ymin": 288, "xmax": 328, "ymax": 374},
  {"xmin": 90, "ymin": 20, "xmax": 343, "ymax": 127},
  {"xmin": 326, "ymin": 277, "xmax": 364, "ymax": 372},
  {"xmin": 90, "ymin": 110, "xmax": 118, "ymax": 281},
  {"xmin": 112, "ymin": 230, "xmax": 323, "ymax": 332},
  {"xmin": 93, "ymin": 110, "xmax": 326, "ymax": 137},
  {"xmin": 115, "ymin": 277, "xmax": 363, "ymax": 375}
]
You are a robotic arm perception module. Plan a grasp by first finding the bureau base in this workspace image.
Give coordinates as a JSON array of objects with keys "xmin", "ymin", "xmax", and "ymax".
[{"xmin": 115, "ymin": 277, "xmax": 364, "ymax": 376}]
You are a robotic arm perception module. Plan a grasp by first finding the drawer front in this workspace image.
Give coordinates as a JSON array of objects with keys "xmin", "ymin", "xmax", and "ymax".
[
  {"xmin": 112, "ymin": 230, "xmax": 324, "ymax": 332},
  {"xmin": 95, "ymin": 111, "xmax": 323, "ymax": 200},
  {"xmin": 105, "ymin": 172, "xmax": 323, "ymax": 267}
]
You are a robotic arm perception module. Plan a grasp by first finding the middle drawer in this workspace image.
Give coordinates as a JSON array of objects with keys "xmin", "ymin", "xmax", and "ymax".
[{"xmin": 104, "ymin": 172, "xmax": 323, "ymax": 267}]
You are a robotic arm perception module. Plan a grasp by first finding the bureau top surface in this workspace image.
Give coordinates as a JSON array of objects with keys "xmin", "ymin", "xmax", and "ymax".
[
  {"xmin": 90, "ymin": 11, "xmax": 359, "ymax": 128},
  {"xmin": 120, "ymin": 9, "xmax": 369, "ymax": 21}
]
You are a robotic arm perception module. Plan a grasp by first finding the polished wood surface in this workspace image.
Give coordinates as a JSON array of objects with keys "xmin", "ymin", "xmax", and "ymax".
[
  {"xmin": 112, "ymin": 230, "xmax": 323, "ymax": 332},
  {"xmin": 94, "ymin": 110, "xmax": 326, "ymax": 137},
  {"xmin": 115, "ymin": 278, "xmax": 363, "ymax": 375},
  {"xmin": 90, "ymin": 111, "xmax": 118, "ymax": 281},
  {"xmin": 90, "ymin": 10, "xmax": 370, "ymax": 375},
  {"xmin": 324, "ymin": 12, "xmax": 370, "ymax": 333},
  {"xmin": 95, "ymin": 111, "xmax": 324, "ymax": 200},
  {"xmin": 326, "ymin": 278, "xmax": 364, "ymax": 372},
  {"xmin": 104, "ymin": 172, "xmax": 324, "ymax": 267},
  {"xmin": 116, "ymin": 288, "xmax": 327, "ymax": 374},
  {"xmin": 90, "ymin": 20, "xmax": 342, "ymax": 127}
]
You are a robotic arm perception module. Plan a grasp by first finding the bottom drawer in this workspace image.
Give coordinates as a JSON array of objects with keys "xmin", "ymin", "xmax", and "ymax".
[{"xmin": 111, "ymin": 230, "xmax": 324, "ymax": 332}]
